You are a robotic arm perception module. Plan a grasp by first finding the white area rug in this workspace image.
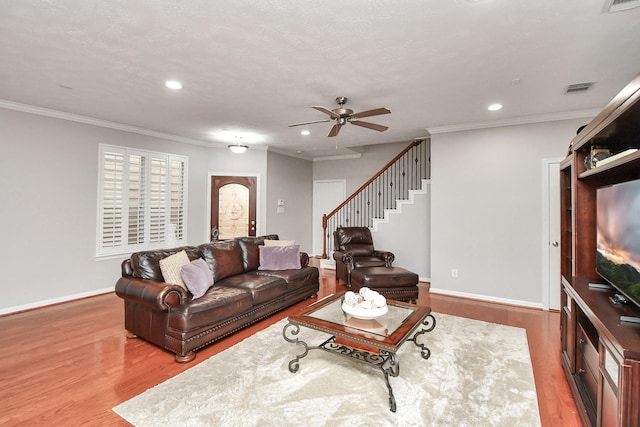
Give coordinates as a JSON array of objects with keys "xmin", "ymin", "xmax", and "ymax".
[{"xmin": 113, "ymin": 314, "xmax": 541, "ymax": 426}]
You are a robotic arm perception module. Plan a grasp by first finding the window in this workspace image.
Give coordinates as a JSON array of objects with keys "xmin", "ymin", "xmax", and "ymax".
[{"xmin": 97, "ymin": 144, "xmax": 187, "ymax": 257}]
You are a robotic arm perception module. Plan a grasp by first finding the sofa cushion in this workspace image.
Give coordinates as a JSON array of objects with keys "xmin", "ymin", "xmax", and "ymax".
[
  {"xmin": 167, "ymin": 286, "xmax": 254, "ymax": 331},
  {"xmin": 258, "ymin": 245, "xmax": 301, "ymax": 270},
  {"xmin": 257, "ymin": 266, "xmax": 320, "ymax": 292},
  {"xmin": 343, "ymin": 243, "xmax": 374, "ymax": 257},
  {"xmin": 159, "ymin": 250, "xmax": 190, "ymax": 289},
  {"xmin": 181, "ymin": 258, "xmax": 214, "ymax": 299},
  {"xmin": 200, "ymin": 240, "xmax": 245, "ymax": 281},
  {"xmin": 237, "ymin": 235, "xmax": 278, "ymax": 272},
  {"xmin": 217, "ymin": 273, "xmax": 287, "ymax": 305},
  {"xmin": 131, "ymin": 246, "xmax": 201, "ymax": 281},
  {"xmin": 353, "ymin": 257, "xmax": 387, "ymax": 269}
]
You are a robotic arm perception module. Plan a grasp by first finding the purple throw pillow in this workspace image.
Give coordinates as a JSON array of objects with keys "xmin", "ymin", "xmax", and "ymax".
[
  {"xmin": 258, "ymin": 245, "xmax": 301, "ymax": 270},
  {"xmin": 180, "ymin": 258, "xmax": 214, "ymax": 299}
]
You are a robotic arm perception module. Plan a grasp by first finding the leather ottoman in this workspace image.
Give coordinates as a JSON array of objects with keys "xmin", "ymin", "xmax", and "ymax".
[{"xmin": 350, "ymin": 266, "xmax": 419, "ymax": 302}]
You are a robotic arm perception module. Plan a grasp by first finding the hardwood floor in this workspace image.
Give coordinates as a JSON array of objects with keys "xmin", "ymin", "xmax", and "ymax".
[{"xmin": 0, "ymin": 262, "xmax": 582, "ymax": 426}]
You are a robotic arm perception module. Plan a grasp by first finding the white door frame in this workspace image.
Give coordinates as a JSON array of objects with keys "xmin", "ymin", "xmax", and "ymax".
[{"xmin": 542, "ymin": 158, "xmax": 563, "ymax": 311}]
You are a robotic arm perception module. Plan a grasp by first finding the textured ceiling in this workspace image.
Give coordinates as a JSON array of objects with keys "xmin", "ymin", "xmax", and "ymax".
[{"xmin": 1, "ymin": 0, "xmax": 639, "ymax": 159}]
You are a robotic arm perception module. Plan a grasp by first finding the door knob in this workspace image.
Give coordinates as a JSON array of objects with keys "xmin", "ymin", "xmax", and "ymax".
[{"xmin": 552, "ymin": 241, "xmax": 559, "ymax": 247}]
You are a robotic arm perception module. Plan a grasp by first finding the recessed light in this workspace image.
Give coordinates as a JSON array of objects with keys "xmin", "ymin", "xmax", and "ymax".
[
  {"xmin": 301, "ymin": 130, "xmax": 310, "ymax": 136},
  {"xmin": 488, "ymin": 103, "xmax": 503, "ymax": 111},
  {"xmin": 165, "ymin": 80, "xmax": 183, "ymax": 90}
]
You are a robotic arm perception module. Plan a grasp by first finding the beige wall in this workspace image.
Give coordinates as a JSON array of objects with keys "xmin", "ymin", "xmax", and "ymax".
[
  {"xmin": 0, "ymin": 104, "xmax": 597, "ymax": 312},
  {"xmin": 0, "ymin": 107, "xmax": 285, "ymax": 313},
  {"xmin": 430, "ymin": 118, "xmax": 588, "ymax": 306},
  {"xmin": 265, "ymin": 151, "xmax": 313, "ymax": 252}
]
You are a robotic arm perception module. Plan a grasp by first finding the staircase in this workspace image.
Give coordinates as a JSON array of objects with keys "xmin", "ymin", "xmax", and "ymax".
[
  {"xmin": 370, "ymin": 179, "xmax": 430, "ymax": 232},
  {"xmin": 322, "ymin": 138, "xmax": 430, "ymax": 259}
]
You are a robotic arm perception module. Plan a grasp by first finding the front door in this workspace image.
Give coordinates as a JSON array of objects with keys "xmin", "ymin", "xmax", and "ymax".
[{"xmin": 210, "ymin": 176, "xmax": 257, "ymax": 240}]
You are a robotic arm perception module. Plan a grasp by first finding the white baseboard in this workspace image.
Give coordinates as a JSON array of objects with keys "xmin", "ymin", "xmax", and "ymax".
[
  {"xmin": 320, "ymin": 259, "xmax": 336, "ymax": 270},
  {"xmin": 429, "ymin": 287, "xmax": 544, "ymax": 310},
  {"xmin": 0, "ymin": 287, "xmax": 114, "ymax": 316}
]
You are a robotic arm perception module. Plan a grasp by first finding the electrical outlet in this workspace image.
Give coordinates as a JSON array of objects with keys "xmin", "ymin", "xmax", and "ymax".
[{"xmin": 451, "ymin": 269, "xmax": 458, "ymax": 278}]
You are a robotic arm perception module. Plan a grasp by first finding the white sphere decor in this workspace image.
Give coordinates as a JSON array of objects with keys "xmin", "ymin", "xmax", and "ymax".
[{"xmin": 342, "ymin": 289, "xmax": 388, "ymax": 319}]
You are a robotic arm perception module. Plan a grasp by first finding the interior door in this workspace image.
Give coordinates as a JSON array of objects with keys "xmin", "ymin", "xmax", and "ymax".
[
  {"xmin": 544, "ymin": 160, "xmax": 561, "ymax": 310},
  {"xmin": 210, "ymin": 176, "xmax": 257, "ymax": 240},
  {"xmin": 313, "ymin": 180, "xmax": 346, "ymax": 257}
]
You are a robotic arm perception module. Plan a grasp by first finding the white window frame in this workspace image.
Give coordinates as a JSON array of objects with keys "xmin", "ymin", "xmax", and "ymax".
[{"xmin": 96, "ymin": 144, "xmax": 188, "ymax": 258}]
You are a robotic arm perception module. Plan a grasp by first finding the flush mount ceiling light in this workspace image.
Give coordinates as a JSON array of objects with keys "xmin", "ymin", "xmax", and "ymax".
[
  {"xmin": 165, "ymin": 80, "xmax": 183, "ymax": 90},
  {"xmin": 488, "ymin": 103, "xmax": 503, "ymax": 111},
  {"xmin": 228, "ymin": 144, "xmax": 248, "ymax": 154},
  {"xmin": 301, "ymin": 130, "xmax": 310, "ymax": 136},
  {"xmin": 228, "ymin": 136, "xmax": 248, "ymax": 154}
]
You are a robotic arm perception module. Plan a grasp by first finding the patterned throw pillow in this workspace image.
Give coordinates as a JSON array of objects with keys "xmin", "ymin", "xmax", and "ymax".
[
  {"xmin": 159, "ymin": 250, "xmax": 190, "ymax": 289},
  {"xmin": 181, "ymin": 258, "xmax": 214, "ymax": 299}
]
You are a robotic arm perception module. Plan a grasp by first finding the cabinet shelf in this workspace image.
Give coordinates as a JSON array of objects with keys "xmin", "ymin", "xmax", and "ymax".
[{"xmin": 578, "ymin": 150, "xmax": 640, "ymax": 185}]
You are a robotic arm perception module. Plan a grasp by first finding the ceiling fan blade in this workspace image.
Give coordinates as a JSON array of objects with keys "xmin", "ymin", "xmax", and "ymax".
[
  {"xmin": 288, "ymin": 119, "xmax": 332, "ymax": 127},
  {"xmin": 312, "ymin": 106, "xmax": 339, "ymax": 119},
  {"xmin": 350, "ymin": 120, "xmax": 388, "ymax": 132},
  {"xmin": 350, "ymin": 107, "xmax": 391, "ymax": 119},
  {"xmin": 328, "ymin": 123, "xmax": 342, "ymax": 137}
]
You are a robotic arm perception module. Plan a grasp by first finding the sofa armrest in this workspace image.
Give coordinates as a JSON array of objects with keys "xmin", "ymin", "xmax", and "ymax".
[
  {"xmin": 332, "ymin": 250, "xmax": 346, "ymax": 263},
  {"xmin": 342, "ymin": 252, "xmax": 356, "ymax": 272},
  {"xmin": 115, "ymin": 277, "xmax": 188, "ymax": 311},
  {"xmin": 373, "ymin": 250, "xmax": 395, "ymax": 267},
  {"xmin": 299, "ymin": 251, "xmax": 310, "ymax": 268}
]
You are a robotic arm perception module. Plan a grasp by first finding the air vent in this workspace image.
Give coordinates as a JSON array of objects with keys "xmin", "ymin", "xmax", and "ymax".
[
  {"xmin": 565, "ymin": 82, "xmax": 595, "ymax": 94},
  {"xmin": 606, "ymin": 0, "xmax": 640, "ymax": 12}
]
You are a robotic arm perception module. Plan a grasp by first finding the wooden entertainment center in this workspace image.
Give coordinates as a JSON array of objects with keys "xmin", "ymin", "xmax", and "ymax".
[{"xmin": 560, "ymin": 73, "xmax": 640, "ymax": 427}]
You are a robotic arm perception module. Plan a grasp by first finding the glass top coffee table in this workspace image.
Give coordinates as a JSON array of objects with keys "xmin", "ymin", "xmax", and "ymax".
[{"xmin": 283, "ymin": 293, "xmax": 436, "ymax": 412}]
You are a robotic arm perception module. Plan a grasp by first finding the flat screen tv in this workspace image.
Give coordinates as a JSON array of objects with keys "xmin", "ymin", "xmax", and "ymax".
[{"xmin": 596, "ymin": 178, "xmax": 640, "ymax": 311}]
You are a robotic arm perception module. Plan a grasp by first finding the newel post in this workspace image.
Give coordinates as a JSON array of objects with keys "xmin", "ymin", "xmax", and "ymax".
[{"xmin": 322, "ymin": 214, "xmax": 328, "ymax": 259}]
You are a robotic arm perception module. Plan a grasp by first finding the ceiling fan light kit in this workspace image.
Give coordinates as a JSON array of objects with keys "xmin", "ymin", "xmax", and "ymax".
[{"xmin": 288, "ymin": 97, "xmax": 390, "ymax": 137}]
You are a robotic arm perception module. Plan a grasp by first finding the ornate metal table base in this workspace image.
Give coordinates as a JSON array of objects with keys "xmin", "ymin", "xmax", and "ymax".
[{"xmin": 283, "ymin": 314, "xmax": 436, "ymax": 412}]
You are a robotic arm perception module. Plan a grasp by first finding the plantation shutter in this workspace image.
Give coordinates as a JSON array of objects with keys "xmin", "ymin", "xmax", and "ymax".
[
  {"xmin": 101, "ymin": 150, "xmax": 125, "ymax": 249},
  {"xmin": 170, "ymin": 158, "xmax": 186, "ymax": 241},
  {"xmin": 148, "ymin": 156, "xmax": 168, "ymax": 243},
  {"xmin": 127, "ymin": 154, "xmax": 146, "ymax": 245},
  {"xmin": 97, "ymin": 145, "xmax": 188, "ymax": 257}
]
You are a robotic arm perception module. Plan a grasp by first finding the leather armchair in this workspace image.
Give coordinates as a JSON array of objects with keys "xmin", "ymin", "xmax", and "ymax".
[{"xmin": 332, "ymin": 227, "xmax": 394, "ymax": 285}]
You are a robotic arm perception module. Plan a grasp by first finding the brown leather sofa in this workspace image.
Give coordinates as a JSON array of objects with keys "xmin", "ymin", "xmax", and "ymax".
[
  {"xmin": 115, "ymin": 235, "xmax": 319, "ymax": 362},
  {"xmin": 332, "ymin": 227, "xmax": 394, "ymax": 285}
]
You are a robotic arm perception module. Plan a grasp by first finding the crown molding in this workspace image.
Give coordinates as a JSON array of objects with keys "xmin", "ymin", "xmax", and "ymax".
[
  {"xmin": 312, "ymin": 153, "xmax": 362, "ymax": 162},
  {"xmin": 266, "ymin": 146, "xmax": 314, "ymax": 160},
  {"xmin": 426, "ymin": 108, "xmax": 601, "ymax": 135},
  {"xmin": 0, "ymin": 98, "xmax": 220, "ymax": 148}
]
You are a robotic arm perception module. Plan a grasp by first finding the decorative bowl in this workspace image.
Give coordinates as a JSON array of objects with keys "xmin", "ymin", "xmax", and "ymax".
[{"xmin": 342, "ymin": 302, "xmax": 388, "ymax": 319}]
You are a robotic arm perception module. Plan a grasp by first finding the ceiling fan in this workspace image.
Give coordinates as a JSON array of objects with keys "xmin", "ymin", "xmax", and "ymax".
[{"xmin": 288, "ymin": 96, "xmax": 391, "ymax": 137}]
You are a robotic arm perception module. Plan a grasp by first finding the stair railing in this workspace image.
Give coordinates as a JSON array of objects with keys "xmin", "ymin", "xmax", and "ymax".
[{"xmin": 322, "ymin": 138, "xmax": 429, "ymax": 258}]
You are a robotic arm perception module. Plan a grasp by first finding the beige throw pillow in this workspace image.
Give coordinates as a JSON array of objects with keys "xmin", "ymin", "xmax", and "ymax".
[
  {"xmin": 159, "ymin": 250, "xmax": 190, "ymax": 289},
  {"xmin": 263, "ymin": 239, "xmax": 296, "ymax": 247}
]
